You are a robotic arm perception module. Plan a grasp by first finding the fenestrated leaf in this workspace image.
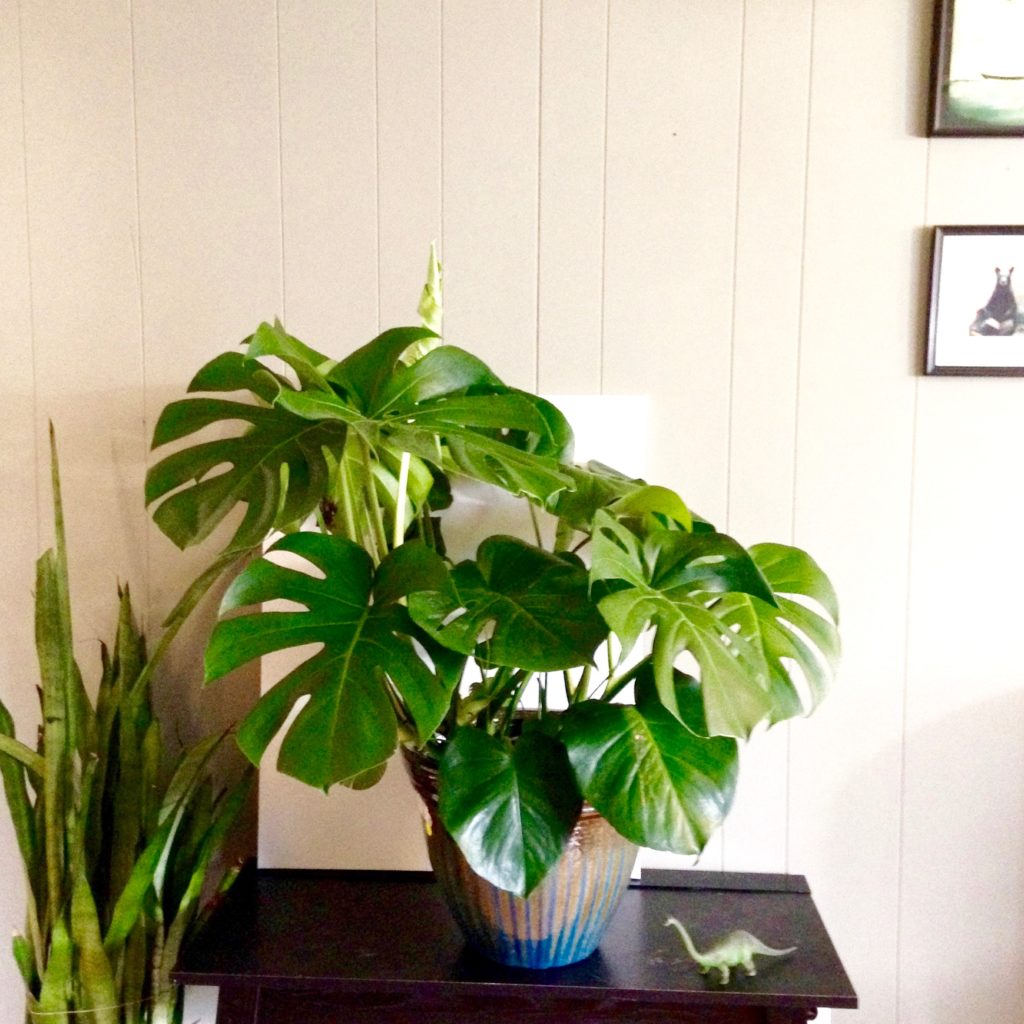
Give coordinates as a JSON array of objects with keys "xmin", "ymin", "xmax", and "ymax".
[
  {"xmin": 608, "ymin": 484, "xmax": 692, "ymax": 531},
  {"xmin": 560, "ymin": 675, "xmax": 738, "ymax": 855},
  {"xmin": 245, "ymin": 319, "xmax": 334, "ymax": 390},
  {"xmin": 408, "ymin": 536, "xmax": 608, "ymax": 672},
  {"xmin": 590, "ymin": 512, "xmax": 774, "ymax": 737},
  {"xmin": 273, "ymin": 380, "xmax": 576, "ymax": 506},
  {"xmin": 207, "ymin": 534, "xmax": 458, "ymax": 789},
  {"xmin": 712, "ymin": 543, "xmax": 840, "ymax": 724},
  {"xmin": 188, "ymin": 348, "xmax": 288, "ymax": 404},
  {"xmin": 546, "ymin": 460, "xmax": 642, "ymax": 530},
  {"xmin": 438, "ymin": 727, "xmax": 581, "ymax": 896},
  {"xmin": 146, "ymin": 397, "xmax": 348, "ymax": 551},
  {"xmin": 374, "ymin": 344, "xmax": 502, "ymax": 414},
  {"xmin": 327, "ymin": 326, "xmax": 440, "ymax": 410}
]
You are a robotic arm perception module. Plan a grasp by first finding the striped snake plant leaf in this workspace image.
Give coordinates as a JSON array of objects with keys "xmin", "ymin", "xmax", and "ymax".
[{"xmin": 70, "ymin": 875, "xmax": 118, "ymax": 1024}]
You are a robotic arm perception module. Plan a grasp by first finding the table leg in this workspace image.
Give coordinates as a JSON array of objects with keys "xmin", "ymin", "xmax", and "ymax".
[{"xmin": 215, "ymin": 985, "xmax": 259, "ymax": 1024}]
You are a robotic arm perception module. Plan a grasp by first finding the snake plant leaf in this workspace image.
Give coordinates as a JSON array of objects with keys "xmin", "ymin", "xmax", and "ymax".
[
  {"xmin": 560, "ymin": 672, "xmax": 738, "ymax": 854},
  {"xmin": 408, "ymin": 536, "xmax": 608, "ymax": 672},
  {"xmin": 160, "ymin": 769, "xmax": 255, "ymax": 998},
  {"xmin": 590, "ymin": 512, "xmax": 775, "ymax": 738},
  {"xmin": 12, "ymin": 932, "xmax": 35, "ymax": 990},
  {"xmin": 146, "ymin": 395, "xmax": 349, "ymax": 551},
  {"xmin": 207, "ymin": 533, "xmax": 457, "ymax": 789},
  {"xmin": 103, "ymin": 731, "xmax": 226, "ymax": 953},
  {"xmin": 438, "ymin": 726, "xmax": 581, "ymax": 896},
  {"xmin": 711, "ymin": 543, "xmax": 840, "ymax": 724},
  {"xmin": 70, "ymin": 875, "xmax": 119, "ymax": 1024},
  {"xmin": 36, "ymin": 915, "xmax": 72, "ymax": 1013},
  {"xmin": 0, "ymin": 700, "xmax": 39, "ymax": 873}
]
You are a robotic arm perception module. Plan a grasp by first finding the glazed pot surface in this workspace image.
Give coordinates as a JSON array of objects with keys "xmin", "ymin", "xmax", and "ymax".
[{"xmin": 403, "ymin": 747, "xmax": 637, "ymax": 969}]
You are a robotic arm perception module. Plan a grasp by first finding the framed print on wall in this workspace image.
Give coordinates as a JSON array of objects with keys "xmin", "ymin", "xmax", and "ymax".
[
  {"xmin": 926, "ymin": 226, "xmax": 1024, "ymax": 375},
  {"xmin": 929, "ymin": 0, "xmax": 1024, "ymax": 135}
]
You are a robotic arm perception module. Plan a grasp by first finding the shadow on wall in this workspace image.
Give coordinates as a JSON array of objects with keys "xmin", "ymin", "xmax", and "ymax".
[{"xmin": 895, "ymin": 687, "xmax": 1024, "ymax": 1024}]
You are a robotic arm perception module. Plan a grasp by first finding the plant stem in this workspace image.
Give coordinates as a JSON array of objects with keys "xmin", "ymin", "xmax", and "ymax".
[
  {"xmin": 360, "ymin": 438, "xmax": 390, "ymax": 561},
  {"xmin": 498, "ymin": 672, "xmax": 534, "ymax": 738},
  {"xmin": 527, "ymin": 502, "xmax": 543, "ymax": 549},
  {"xmin": 571, "ymin": 665, "xmax": 593, "ymax": 704},
  {"xmin": 338, "ymin": 448, "xmax": 360, "ymax": 546},
  {"xmin": 394, "ymin": 452, "xmax": 411, "ymax": 549}
]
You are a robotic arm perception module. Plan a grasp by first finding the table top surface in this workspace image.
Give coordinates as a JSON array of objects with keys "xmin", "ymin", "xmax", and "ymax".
[{"xmin": 174, "ymin": 865, "xmax": 857, "ymax": 1011}]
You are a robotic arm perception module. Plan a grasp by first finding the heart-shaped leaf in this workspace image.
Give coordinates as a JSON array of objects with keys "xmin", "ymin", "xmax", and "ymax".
[
  {"xmin": 205, "ymin": 534, "xmax": 459, "ymax": 789},
  {"xmin": 408, "ymin": 536, "xmax": 608, "ymax": 671},
  {"xmin": 438, "ymin": 726, "xmax": 581, "ymax": 896},
  {"xmin": 560, "ymin": 671, "xmax": 738, "ymax": 854}
]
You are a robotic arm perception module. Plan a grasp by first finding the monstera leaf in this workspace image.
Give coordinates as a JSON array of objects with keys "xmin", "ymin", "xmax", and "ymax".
[
  {"xmin": 146, "ymin": 328, "xmax": 348, "ymax": 552},
  {"xmin": 548, "ymin": 462, "xmax": 691, "ymax": 532},
  {"xmin": 560, "ymin": 668, "xmax": 738, "ymax": 854},
  {"xmin": 148, "ymin": 324, "xmax": 576, "ymax": 557},
  {"xmin": 278, "ymin": 345, "xmax": 575, "ymax": 506},
  {"xmin": 590, "ymin": 512, "xmax": 781, "ymax": 739},
  {"xmin": 711, "ymin": 543, "xmax": 840, "ymax": 725},
  {"xmin": 407, "ymin": 536, "xmax": 608, "ymax": 672},
  {"xmin": 438, "ymin": 726, "xmax": 581, "ymax": 896},
  {"xmin": 204, "ymin": 533, "xmax": 461, "ymax": 789}
]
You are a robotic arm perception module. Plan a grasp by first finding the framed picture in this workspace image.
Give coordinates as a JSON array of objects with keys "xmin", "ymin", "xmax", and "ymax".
[
  {"xmin": 929, "ymin": 0, "xmax": 1024, "ymax": 135},
  {"xmin": 926, "ymin": 226, "xmax": 1024, "ymax": 376}
]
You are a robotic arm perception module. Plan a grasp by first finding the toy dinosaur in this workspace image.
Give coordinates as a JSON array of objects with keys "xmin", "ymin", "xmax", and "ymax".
[{"xmin": 664, "ymin": 916, "xmax": 797, "ymax": 985}]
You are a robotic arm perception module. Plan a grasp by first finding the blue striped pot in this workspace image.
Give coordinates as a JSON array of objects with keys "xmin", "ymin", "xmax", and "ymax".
[{"xmin": 404, "ymin": 748, "xmax": 637, "ymax": 969}]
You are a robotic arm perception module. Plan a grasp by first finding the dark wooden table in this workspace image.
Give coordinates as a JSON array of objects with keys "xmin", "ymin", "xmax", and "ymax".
[{"xmin": 173, "ymin": 864, "xmax": 856, "ymax": 1023}]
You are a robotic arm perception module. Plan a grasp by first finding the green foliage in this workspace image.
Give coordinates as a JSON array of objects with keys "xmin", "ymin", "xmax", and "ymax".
[
  {"xmin": 0, "ymin": 434, "xmax": 252, "ymax": 1023},
  {"xmin": 145, "ymin": 254, "xmax": 841, "ymax": 899}
]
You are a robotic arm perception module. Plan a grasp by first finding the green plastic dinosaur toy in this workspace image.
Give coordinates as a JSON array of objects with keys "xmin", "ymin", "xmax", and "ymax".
[{"xmin": 664, "ymin": 916, "xmax": 797, "ymax": 985}]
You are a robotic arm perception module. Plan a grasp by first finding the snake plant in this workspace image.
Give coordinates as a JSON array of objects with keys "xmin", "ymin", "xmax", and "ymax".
[{"xmin": 0, "ymin": 430, "xmax": 253, "ymax": 1023}]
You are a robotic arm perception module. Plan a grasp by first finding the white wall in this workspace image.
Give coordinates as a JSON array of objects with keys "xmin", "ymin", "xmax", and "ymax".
[{"xmin": 2, "ymin": 3, "xmax": 1023, "ymax": 1023}]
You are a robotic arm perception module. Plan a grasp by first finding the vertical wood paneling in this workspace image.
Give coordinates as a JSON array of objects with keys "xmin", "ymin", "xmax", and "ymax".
[
  {"xmin": 7, "ymin": 6, "xmax": 1024, "ymax": 1023},
  {"xmin": 258, "ymin": 0, "xmax": 439, "ymax": 871},
  {"xmin": 441, "ymin": 0, "xmax": 541, "ymax": 388},
  {"xmin": 602, "ymin": 1, "xmax": 743, "ymax": 520},
  {"xmin": 898, "ymin": 89, "xmax": 1024, "ymax": 1024},
  {"xmin": 20, "ymin": 0, "xmax": 146, "ymax": 648},
  {"xmin": 901, "ymin": 383, "xmax": 1024, "ymax": 1024},
  {"xmin": 722, "ymin": 1, "xmax": 814, "ymax": 873},
  {"xmin": 0, "ymin": 5, "xmax": 36, "ymax": 1018},
  {"xmin": 537, "ymin": 0, "xmax": 607, "ymax": 394},
  {"xmin": 790, "ymin": 2, "xmax": 929, "ymax": 1020},
  {"xmin": 278, "ymin": 0, "xmax": 379, "ymax": 346},
  {"xmin": 377, "ymin": 0, "xmax": 442, "ymax": 327},
  {"xmin": 603, "ymin": 0, "xmax": 744, "ymax": 873},
  {"xmin": 134, "ymin": 0, "xmax": 281, "ymax": 744}
]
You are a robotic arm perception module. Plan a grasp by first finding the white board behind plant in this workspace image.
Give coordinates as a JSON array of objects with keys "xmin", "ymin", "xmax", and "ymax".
[{"xmin": 257, "ymin": 395, "xmax": 676, "ymax": 871}]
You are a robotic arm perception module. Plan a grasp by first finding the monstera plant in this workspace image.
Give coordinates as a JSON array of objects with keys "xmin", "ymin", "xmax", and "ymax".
[{"xmin": 146, "ymin": 253, "xmax": 840, "ymax": 904}]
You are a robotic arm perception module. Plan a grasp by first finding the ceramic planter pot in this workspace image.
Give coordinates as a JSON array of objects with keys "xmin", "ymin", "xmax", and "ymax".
[{"xmin": 403, "ymin": 747, "xmax": 637, "ymax": 969}]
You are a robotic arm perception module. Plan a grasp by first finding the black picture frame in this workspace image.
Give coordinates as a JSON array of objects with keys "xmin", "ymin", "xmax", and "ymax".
[
  {"xmin": 929, "ymin": 0, "xmax": 1024, "ymax": 136},
  {"xmin": 926, "ymin": 226, "xmax": 1024, "ymax": 376}
]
